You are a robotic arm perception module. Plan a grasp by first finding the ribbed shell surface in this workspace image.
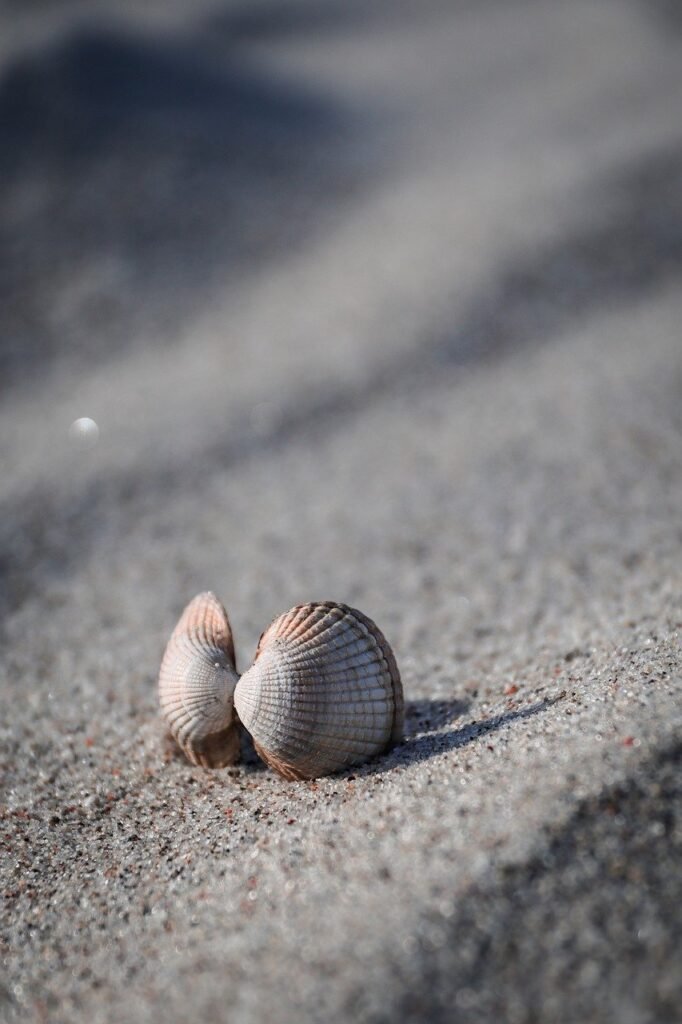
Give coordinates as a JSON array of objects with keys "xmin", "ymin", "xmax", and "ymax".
[
  {"xmin": 234, "ymin": 602, "xmax": 403, "ymax": 779},
  {"xmin": 158, "ymin": 592, "xmax": 240, "ymax": 768}
]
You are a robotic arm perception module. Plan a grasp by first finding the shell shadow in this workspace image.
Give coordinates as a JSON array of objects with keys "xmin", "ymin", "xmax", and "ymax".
[
  {"xmin": 239, "ymin": 727, "xmax": 269, "ymax": 772},
  {"xmin": 404, "ymin": 698, "xmax": 471, "ymax": 738},
  {"xmin": 360, "ymin": 692, "xmax": 566, "ymax": 778}
]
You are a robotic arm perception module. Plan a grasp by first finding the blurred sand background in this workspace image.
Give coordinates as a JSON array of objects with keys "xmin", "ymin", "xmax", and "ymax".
[{"xmin": 1, "ymin": 1, "xmax": 681, "ymax": 1021}]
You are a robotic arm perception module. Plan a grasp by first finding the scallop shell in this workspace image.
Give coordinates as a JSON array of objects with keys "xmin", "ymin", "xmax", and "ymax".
[
  {"xmin": 158, "ymin": 592, "xmax": 240, "ymax": 768},
  {"xmin": 234, "ymin": 602, "xmax": 403, "ymax": 780}
]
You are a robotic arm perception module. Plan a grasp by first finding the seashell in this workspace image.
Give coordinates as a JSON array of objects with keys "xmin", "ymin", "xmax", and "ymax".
[
  {"xmin": 234, "ymin": 602, "xmax": 403, "ymax": 780},
  {"xmin": 158, "ymin": 592, "xmax": 240, "ymax": 768}
]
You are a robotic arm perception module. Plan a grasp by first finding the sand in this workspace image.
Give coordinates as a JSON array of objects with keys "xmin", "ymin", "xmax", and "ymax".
[{"xmin": 1, "ymin": 1, "xmax": 681, "ymax": 1021}]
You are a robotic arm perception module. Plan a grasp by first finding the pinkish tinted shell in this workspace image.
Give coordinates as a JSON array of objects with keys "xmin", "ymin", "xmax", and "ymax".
[
  {"xmin": 234, "ymin": 602, "xmax": 403, "ymax": 779},
  {"xmin": 158, "ymin": 592, "xmax": 240, "ymax": 768}
]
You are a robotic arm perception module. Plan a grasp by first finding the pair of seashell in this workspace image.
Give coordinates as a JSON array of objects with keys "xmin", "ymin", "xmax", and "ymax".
[{"xmin": 158, "ymin": 592, "xmax": 404, "ymax": 780}]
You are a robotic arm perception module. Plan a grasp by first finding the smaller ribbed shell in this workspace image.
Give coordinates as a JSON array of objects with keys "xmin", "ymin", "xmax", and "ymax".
[
  {"xmin": 234, "ymin": 602, "xmax": 403, "ymax": 779},
  {"xmin": 158, "ymin": 592, "xmax": 240, "ymax": 768}
]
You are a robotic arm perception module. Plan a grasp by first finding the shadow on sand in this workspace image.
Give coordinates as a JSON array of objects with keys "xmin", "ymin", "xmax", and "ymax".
[
  {"xmin": 0, "ymin": 5, "xmax": 382, "ymax": 392},
  {"xmin": 364, "ymin": 692, "xmax": 566, "ymax": 777}
]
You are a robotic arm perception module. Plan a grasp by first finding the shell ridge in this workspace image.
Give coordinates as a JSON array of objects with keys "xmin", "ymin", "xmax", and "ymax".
[
  {"xmin": 159, "ymin": 592, "xmax": 240, "ymax": 768},
  {"xmin": 272, "ymin": 608, "xmax": 360, "ymax": 654},
  {"xmin": 257, "ymin": 604, "xmax": 353, "ymax": 658}
]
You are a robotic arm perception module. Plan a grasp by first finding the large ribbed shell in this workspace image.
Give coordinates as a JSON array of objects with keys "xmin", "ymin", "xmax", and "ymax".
[
  {"xmin": 158, "ymin": 592, "xmax": 240, "ymax": 768},
  {"xmin": 234, "ymin": 602, "xmax": 403, "ymax": 780}
]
